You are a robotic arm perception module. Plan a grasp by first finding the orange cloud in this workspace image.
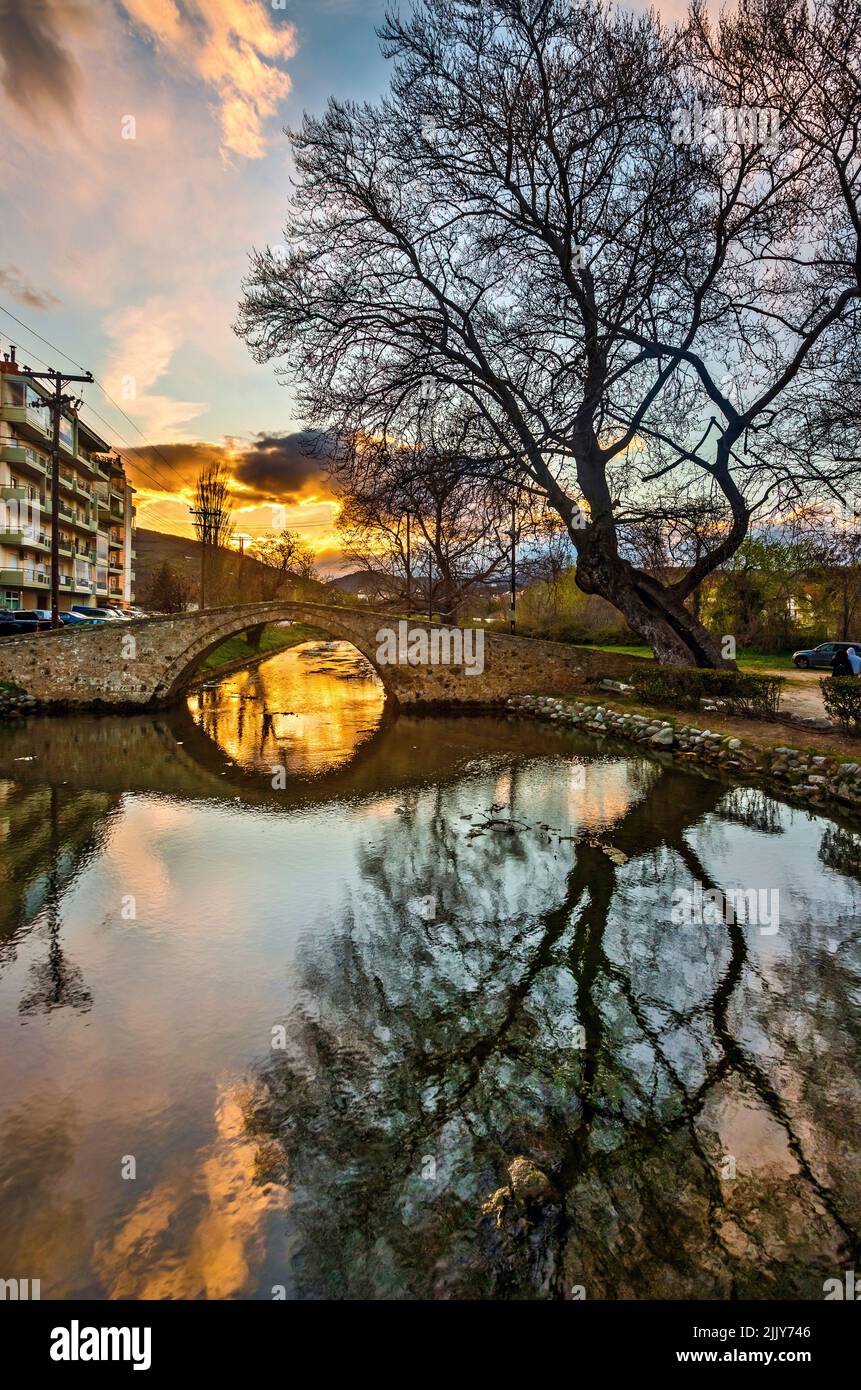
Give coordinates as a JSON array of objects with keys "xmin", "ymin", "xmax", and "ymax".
[{"xmin": 121, "ymin": 0, "xmax": 297, "ymax": 159}]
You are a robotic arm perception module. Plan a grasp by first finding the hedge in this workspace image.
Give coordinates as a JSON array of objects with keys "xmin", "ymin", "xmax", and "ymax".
[
  {"xmin": 821, "ymin": 677, "xmax": 861, "ymax": 735},
  {"xmin": 629, "ymin": 666, "xmax": 784, "ymax": 718}
]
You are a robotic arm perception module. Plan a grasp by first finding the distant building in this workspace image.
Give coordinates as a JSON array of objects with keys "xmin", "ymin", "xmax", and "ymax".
[{"xmin": 0, "ymin": 347, "xmax": 135, "ymax": 610}]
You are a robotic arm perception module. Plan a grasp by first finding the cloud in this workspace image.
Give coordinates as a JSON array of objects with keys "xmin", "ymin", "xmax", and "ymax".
[
  {"xmin": 0, "ymin": 265, "xmax": 61, "ymax": 310},
  {"xmin": 124, "ymin": 430, "xmax": 333, "ymax": 501},
  {"xmin": 231, "ymin": 431, "xmax": 333, "ymax": 503},
  {"xmin": 102, "ymin": 300, "xmax": 208, "ymax": 440},
  {"xmin": 0, "ymin": 0, "xmax": 92, "ymax": 121},
  {"xmin": 120, "ymin": 0, "xmax": 297, "ymax": 159}
]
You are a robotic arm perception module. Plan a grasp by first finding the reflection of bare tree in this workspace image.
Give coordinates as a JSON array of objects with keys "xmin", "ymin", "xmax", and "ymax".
[
  {"xmin": 820, "ymin": 822, "xmax": 861, "ymax": 882},
  {"xmin": 18, "ymin": 894, "xmax": 92, "ymax": 1017},
  {"xmin": 245, "ymin": 764, "xmax": 861, "ymax": 1299},
  {"xmin": 12, "ymin": 788, "xmax": 95, "ymax": 1017}
]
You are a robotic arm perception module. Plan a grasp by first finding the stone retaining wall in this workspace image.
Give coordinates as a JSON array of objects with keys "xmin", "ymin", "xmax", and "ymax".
[{"xmin": 508, "ymin": 694, "xmax": 861, "ymax": 820}]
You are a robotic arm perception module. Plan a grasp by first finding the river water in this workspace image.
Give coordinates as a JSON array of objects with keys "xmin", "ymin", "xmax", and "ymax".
[{"xmin": 0, "ymin": 640, "xmax": 859, "ymax": 1299}]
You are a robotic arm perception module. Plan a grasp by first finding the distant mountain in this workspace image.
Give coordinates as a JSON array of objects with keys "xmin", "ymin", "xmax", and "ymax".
[{"xmin": 327, "ymin": 569, "xmax": 391, "ymax": 596}]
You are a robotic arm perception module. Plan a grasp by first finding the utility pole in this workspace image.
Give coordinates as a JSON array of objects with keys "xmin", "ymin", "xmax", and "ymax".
[
  {"xmin": 18, "ymin": 365, "xmax": 93, "ymax": 628},
  {"xmin": 189, "ymin": 506, "xmax": 207, "ymax": 609},
  {"xmin": 405, "ymin": 511, "xmax": 411, "ymax": 616},
  {"xmin": 509, "ymin": 499, "xmax": 517, "ymax": 634}
]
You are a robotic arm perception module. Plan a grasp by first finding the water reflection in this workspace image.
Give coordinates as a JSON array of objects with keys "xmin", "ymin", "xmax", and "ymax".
[
  {"xmin": 0, "ymin": 646, "xmax": 858, "ymax": 1299},
  {"xmin": 187, "ymin": 640, "xmax": 386, "ymax": 777},
  {"xmin": 244, "ymin": 771, "xmax": 861, "ymax": 1299}
]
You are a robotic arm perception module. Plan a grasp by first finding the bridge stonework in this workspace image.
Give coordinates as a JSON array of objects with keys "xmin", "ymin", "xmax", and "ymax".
[{"xmin": 0, "ymin": 601, "xmax": 641, "ymax": 709}]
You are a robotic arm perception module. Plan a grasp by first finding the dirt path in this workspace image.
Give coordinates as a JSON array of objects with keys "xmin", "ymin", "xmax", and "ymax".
[{"xmin": 758, "ymin": 666, "xmax": 830, "ymax": 722}]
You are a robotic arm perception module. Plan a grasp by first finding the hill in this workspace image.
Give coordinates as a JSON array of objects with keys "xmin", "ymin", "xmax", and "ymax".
[{"xmin": 134, "ymin": 528, "xmax": 342, "ymax": 608}]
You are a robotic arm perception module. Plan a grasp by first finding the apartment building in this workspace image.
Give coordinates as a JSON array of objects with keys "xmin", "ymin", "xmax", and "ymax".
[{"xmin": 0, "ymin": 347, "xmax": 135, "ymax": 611}]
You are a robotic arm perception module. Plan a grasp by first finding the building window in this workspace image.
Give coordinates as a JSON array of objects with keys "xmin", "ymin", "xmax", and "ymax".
[{"xmin": 3, "ymin": 590, "xmax": 21, "ymax": 611}]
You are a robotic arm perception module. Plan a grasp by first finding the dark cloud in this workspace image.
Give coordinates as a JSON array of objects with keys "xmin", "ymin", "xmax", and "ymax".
[
  {"xmin": 123, "ymin": 432, "xmax": 335, "ymax": 505},
  {"xmin": 0, "ymin": 265, "xmax": 61, "ymax": 310},
  {"xmin": 123, "ymin": 441, "xmax": 226, "ymax": 494},
  {"xmin": 0, "ymin": 0, "xmax": 87, "ymax": 119},
  {"xmin": 231, "ymin": 431, "xmax": 334, "ymax": 503}
]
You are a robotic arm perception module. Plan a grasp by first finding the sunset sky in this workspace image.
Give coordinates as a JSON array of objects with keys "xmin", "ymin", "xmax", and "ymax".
[{"xmin": 0, "ymin": 0, "xmax": 691, "ymax": 569}]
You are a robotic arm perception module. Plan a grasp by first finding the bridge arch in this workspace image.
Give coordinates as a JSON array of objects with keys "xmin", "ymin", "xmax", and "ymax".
[
  {"xmin": 0, "ymin": 599, "xmax": 637, "ymax": 709},
  {"xmin": 150, "ymin": 601, "xmax": 392, "ymax": 703}
]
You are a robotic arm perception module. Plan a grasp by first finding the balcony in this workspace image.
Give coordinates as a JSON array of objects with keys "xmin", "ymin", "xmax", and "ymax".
[
  {"xmin": 60, "ymin": 472, "xmax": 93, "ymax": 502},
  {"xmin": 0, "ymin": 567, "xmax": 50, "ymax": 588},
  {"xmin": 0, "ymin": 529, "xmax": 51, "ymax": 552},
  {"xmin": 76, "ymin": 449, "xmax": 104, "ymax": 479},
  {"xmin": 0, "ymin": 404, "xmax": 51, "ymax": 443},
  {"xmin": 0, "ymin": 485, "xmax": 39, "ymax": 504},
  {"xmin": 0, "ymin": 444, "xmax": 47, "ymax": 478}
]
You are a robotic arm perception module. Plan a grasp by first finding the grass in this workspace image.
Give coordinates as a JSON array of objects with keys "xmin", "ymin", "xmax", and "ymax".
[
  {"xmin": 585, "ymin": 642, "xmax": 798, "ymax": 672},
  {"xmin": 199, "ymin": 622, "xmax": 322, "ymax": 672}
]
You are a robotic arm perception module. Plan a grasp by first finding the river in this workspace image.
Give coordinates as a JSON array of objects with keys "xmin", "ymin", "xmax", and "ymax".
[{"xmin": 0, "ymin": 640, "xmax": 859, "ymax": 1299}]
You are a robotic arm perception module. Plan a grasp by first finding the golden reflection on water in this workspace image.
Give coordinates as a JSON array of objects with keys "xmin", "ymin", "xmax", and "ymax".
[
  {"xmin": 93, "ymin": 1087, "xmax": 289, "ymax": 1301},
  {"xmin": 186, "ymin": 640, "xmax": 386, "ymax": 777}
]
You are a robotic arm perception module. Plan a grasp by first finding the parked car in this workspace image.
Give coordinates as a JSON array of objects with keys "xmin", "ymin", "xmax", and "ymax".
[
  {"xmin": 0, "ymin": 608, "xmax": 99, "ymax": 636},
  {"xmin": 792, "ymin": 641, "xmax": 861, "ymax": 669},
  {"xmin": 17, "ymin": 610, "xmax": 85, "ymax": 626},
  {"xmin": 58, "ymin": 611, "xmax": 100, "ymax": 626},
  {"xmin": 0, "ymin": 616, "xmax": 43, "ymax": 637},
  {"xmin": 71, "ymin": 605, "xmax": 124, "ymax": 622}
]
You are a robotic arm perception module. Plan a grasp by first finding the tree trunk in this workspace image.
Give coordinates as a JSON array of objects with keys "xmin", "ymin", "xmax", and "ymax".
[
  {"xmin": 246, "ymin": 622, "xmax": 266, "ymax": 651},
  {"xmin": 574, "ymin": 529, "xmax": 731, "ymax": 667}
]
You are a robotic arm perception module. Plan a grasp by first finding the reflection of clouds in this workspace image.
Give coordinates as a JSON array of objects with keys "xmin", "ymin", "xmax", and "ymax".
[
  {"xmin": 3, "ymin": 733, "xmax": 860, "ymax": 1298},
  {"xmin": 94, "ymin": 1086, "xmax": 289, "ymax": 1300},
  {"xmin": 100, "ymin": 798, "xmax": 182, "ymax": 911}
]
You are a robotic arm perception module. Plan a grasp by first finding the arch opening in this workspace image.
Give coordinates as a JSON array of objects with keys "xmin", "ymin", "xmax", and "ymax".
[{"xmin": 150, "ymin": 602, "xmax": 395, "ymax": 705}]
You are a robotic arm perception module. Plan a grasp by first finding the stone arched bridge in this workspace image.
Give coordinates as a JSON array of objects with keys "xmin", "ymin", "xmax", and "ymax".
[{"xmin": 0, "ymin": 600, "xmax": 642, "ymax": 709}]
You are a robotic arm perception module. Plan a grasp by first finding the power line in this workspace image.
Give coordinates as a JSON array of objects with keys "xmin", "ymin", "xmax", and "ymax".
[
  {"xmin": 0, "ymin": 303, "xmax": 192, "ymax": 491},
  {"xmin": 0, "ymin": 308, "xmax": 192, "ymax": 521},
  {"xmin": 0, "ymin": 303, "xmax": 341, "ymax": 538}
]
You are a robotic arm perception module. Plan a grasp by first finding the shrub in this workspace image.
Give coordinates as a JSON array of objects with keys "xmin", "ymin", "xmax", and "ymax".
[
  {"xmin": 821, "ymin": 677, "xmax": 861, "ymax": 735},
  {"xmin": 630, "ymin": 666, "xmax": 784, "ymax": 718}
]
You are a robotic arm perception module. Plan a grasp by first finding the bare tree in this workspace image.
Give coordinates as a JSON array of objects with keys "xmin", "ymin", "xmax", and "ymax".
[
  {"xmin": 331, "ymin": 406, "xmax": 519, "ymax": 622},
  {"xmin": 143, "ymin": 561, "xmax": 194, "ymax": 614},
  {"xmin": 191, "ymin": 462, "xmax": 235, "ymax": 608},
  {"xmin": 248, "ymin": 528, "xmax": 316, "ymax": 601},
  {"xmin": 237, "ymin": 0, "xmax": 861, "ymax": 665}
]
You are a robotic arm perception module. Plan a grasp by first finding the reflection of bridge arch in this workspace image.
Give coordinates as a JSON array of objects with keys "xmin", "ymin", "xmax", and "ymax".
[
  {"xmin": 0, "ymin": 600, "xmax": 641, "ymax": 709},
  {"xmin": 0, "ymin": 699, "xmax": 654, "ymax": 818}
]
